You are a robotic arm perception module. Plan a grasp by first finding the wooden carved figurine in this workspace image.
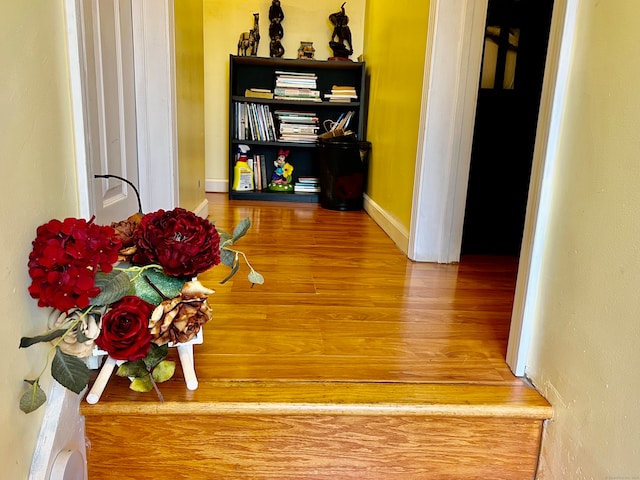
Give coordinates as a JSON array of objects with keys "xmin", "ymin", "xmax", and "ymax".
[
  {"xmin": 329, "ymin": 2, "xmax": 353, "ymax": 60},
  {"xmin": 268, "ymin": 0, "xmax": 285, "ymax": 58},
  {"xmin": 238, "ymin": 12, "xmax": 260, "ymax": 56}
]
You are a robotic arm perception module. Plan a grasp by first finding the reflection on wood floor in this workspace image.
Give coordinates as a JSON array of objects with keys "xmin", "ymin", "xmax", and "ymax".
[{"xmin": 200, "ymin": 193, "xmax": 521, "ymax": 386}]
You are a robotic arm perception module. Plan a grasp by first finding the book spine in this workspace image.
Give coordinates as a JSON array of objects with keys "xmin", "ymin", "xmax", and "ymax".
[{"xmin": 274, "ymin": 87, "xmax": 320, "ymax": 97}]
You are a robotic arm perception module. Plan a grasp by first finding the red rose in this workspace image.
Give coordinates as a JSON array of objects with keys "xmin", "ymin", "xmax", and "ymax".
[
  {"xmin": 95, "ymin": 296, "xmax": 154, "ymax": 361},
  {"xmin": 132, "ymin": 208, "xmax": 221, "ymax": 278}
]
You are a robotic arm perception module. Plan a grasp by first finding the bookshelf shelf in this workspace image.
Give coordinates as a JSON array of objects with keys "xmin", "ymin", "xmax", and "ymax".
[{"xmin": 228, "ymin": 55, "xmax": 367, "ymax": 203}]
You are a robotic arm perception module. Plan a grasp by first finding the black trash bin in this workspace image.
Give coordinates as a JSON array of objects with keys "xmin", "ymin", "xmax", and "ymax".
[{"xmin": 317, "ymin": 136, "xmax": 371, "ymax": 211}]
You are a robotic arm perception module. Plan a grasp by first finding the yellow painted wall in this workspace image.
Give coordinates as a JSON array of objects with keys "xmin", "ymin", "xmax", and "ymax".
[
  {"xmin": 362, "ymin": 0, "xmax": 429, "ymax": 229},
  {"xmin": 1, "ymin": 2, "xmax": 79, "ymax": 478},
  {"xmin": 203, "ymin": 0, "xmax": 366, "ymax": 185},
  {"xmin": 175, "ymin": 0, "xmax": 206, "ymax": 212},
  {"xmin": 528, "ymin": 1, "xmax": 640, "ymax": 477}
]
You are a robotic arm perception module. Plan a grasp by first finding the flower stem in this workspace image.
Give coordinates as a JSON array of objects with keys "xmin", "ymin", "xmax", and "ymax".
[
  {"xmin": 149, "ymin": 373, "xmax": 164, "ymax": 403},
  {"xmin": 113, "ymin": 263, "xmax": 163, "ymax": 283},
  {"xmin": 94, "ymin": 174, "xmax": 143, "ymax": 214}
]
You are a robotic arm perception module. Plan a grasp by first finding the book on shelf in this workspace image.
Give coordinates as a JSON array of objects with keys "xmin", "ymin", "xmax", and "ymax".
[
  {"xmin": 260, "ymin": 154, "xmax": 268, "ymax": 189},
  {"xmin": 324, "ymin": 85, "xmax": 358, "ymax": 102},
  {"xmin": 294, "ymin": 185, "xmax": 320, "ymax": 193},
  {"xmin": 273, "ymin": 109, "xmax": 319, "ymax": 143},
  {"xmin": 278, "ymin": 133, "xmax": 318, "ymax": 143},
  {"xmin": 324, "ymin": 96, "xmax": 354, "ymax": 103},
  {"xmin": 275, "ymin": 71, "xmax": 317, "ymax": 90},
  {"xmin": 280, "ymin": 124, "xmax": 319, "ymax": 134},
  {"xmin": 273, "ymin": 110, "xmax": 319, "ymax": 124},
  {"xmin": 252, "ymin": 156, "xmax": 262, "ymax": 191},
  {"xmin": 335, "ymin": 110, "xmax": 355, "ymax": 131},
  {"xmin": 248, "ymin": 154, "xmax": 271, "ymax": 191},
  {"xmin": 234, "ymin": 102, "xmax": 277, "ymax": 141},
  {"xmin": 275, "ymin": 70, "xmax": 318, "ymax": 77},
  {"xmin": 274, "ymin": 95, "xmax": 322, "ymax": 102},
  {"xmin": 293, "ymin": 177, "xmax": 321, "ymax": 193},
  {"xmin": 297, "ymin": 176, "xmax": 319, "ymax": 184},
  {"xmin": 245, "ymin": 88, "xmax": 274, "ymax": 99},
  {"xmin": 274, "ymin": 87, "xmax": 320, "ymax": 98}
]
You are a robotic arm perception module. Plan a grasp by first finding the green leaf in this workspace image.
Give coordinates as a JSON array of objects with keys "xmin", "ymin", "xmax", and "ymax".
[
  {"xmin": 218, "ymin": 230, "xmax": 233, "ymax": 247},
  {"xmin": 143, "ymin": 343, "xmax": 169, "ymax": 370},
  {"xmin": 19, "ymin": 329, "xmax": 66, "ymax": 348},
  {"xmin": 90, "ymin": 271, "xmax": 131, "ymax": 306},
  {"xmin": 232, "ymin": 218, "xmax": 251, "ymax": 242},
  {"xmin": 220, "ymin": 258, "xmax": 240, "ymax": 284},
  {"xmin": 51, "ymin": 348, "xmax": 90, "ymax": 394},
  {"xmin": 129, "ymin": 268, "xmax": 186, "ymax": 305},
  {"xmin": 220, "ymin": 248, "xmax": 235, "ymax": 269},
  {"xmin": 116, "ymin": 360, "xmax": 149, "ymax": 378},
  {"xmin": 129, "ymin": 375, "xmax": 153, "ymax": 392},
  {"xmin": 75, "ymin": 329, "xmax": 91, "ymax": 343},
  {"xmin": 152, "ymin": 360, "xmax": 176, "ymax": 383},
  {"xmin": 248, "ymin": 270, "xmax": 265, "ymax": 285},
  {"xmin": 20, "ymin": 380, "xmax": 47, "ymax": 414}
]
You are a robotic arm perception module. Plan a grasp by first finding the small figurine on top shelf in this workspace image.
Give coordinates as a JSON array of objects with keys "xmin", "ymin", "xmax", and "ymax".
[
  {"xmin": 298, "ymin": 41, "xmax": 315, "ymax": 60},
  {"xmin": 269, "ymin": 0, "xmax": 285, "ymax": 58},
  {"xmin": 238, "ymin": 12, "xmax": 260, "ymax": 56},
  {"xmin": 328, "ymin": 2, "xmax": 353, "ymax": 60},
  {"xmin": 269, "ymin": 149, "xmax": 294, "ymax": 192}
]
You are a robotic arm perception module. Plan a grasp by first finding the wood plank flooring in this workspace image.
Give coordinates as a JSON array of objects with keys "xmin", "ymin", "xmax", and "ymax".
[{"xmin": 81, "ymin": 194, "xmax": 551, "ymax": 479}]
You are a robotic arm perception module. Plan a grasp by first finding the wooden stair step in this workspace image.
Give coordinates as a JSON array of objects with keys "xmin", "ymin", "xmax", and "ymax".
[
  {"xmin": 82, "ymin": 381, "xmax": 550, "ymax": 480},
  {"xmin": 81, "ymin": 380, "xmax": 551, "ymax": 419}
]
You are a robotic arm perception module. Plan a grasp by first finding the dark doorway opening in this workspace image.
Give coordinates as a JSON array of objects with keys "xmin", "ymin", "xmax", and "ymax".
[{"xmin": 461, "ymin": 0, "xmax": 554, "ymax": 256}]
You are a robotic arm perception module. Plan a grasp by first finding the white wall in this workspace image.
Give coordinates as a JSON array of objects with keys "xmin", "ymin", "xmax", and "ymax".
[
  {"xmin": 1, "ymin": 2, "xmax": 79, "ymax": 478},
  {"xmin": 527, "ymin": 1, "xmax": 640, "ymax": 477}
]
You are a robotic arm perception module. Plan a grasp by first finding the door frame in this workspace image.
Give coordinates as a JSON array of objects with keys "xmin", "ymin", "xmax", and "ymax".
[
  {"xmin": 408, "ymin": 0, "xmax": 488, "ymax": 264},
  {"xmin": 68, "ymin": 0, "xmax": 178, "ymax": 220},
  {"xmin": 410, "ymin": 0, "xmax": 577, "ymax": 375}
]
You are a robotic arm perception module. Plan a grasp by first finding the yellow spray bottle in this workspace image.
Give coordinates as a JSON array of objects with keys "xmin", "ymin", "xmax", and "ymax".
[{"xmin": 232, "ymin": 144, "xmax": 254, "ymax": 191}]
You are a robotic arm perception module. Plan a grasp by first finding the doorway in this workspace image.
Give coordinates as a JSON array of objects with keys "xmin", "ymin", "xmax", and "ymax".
[{"xmin": 461, "ymin": 0, "xmax": 555, "ymax": 256}]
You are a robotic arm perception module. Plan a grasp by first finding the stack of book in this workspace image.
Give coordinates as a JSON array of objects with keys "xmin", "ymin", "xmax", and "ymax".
[
  {"xmin": 273, "ymin": 110, "xmax": 319, "ymax": 143},
  {"xmin": 274, "ymin": 71, "xmax": 321, "ymax": 102},
  {"xmin": 323, "ymin": 85, "xmax": 358, "ymax": 102},
  {"xmin": 294, "ymin": 176, "xmax": 320, "ymax": 193}
]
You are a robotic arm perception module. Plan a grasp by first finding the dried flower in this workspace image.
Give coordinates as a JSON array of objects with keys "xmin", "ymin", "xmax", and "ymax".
[
  {"xmin": 149, "ymin": 280, "xmax": 214, "ymax": 345},
  {"xmin": 111, "ymin": 212, "xmax": 144, "ymax": 262}
]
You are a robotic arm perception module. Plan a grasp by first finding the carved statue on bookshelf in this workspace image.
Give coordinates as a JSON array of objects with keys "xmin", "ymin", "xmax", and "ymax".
[
  {"xmin": 269, "ymin": 149, "xmax": 294, "ymax": 192},
  {"xmin": 268, "ymin": 0, "xmax": 285, "ymax": 57},
  {"xmin": 238, "ymin": 12, "xmax": 260, "ymax": 56},
  {"xmin": 329, "ymin": 2, "xmax": 353, "ymax": 60},
  {"xmin": 270, "ymin": 36, "xmax": 285, "ymax": 58}
]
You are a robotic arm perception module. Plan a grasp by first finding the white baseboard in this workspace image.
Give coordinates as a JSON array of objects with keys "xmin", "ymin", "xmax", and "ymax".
[
  {"xmin": 30, "ymin": 382, "xmax": 87, "ymax": 480},
  {"xmin": 363, "ymin": 194, "xmax": 410, "ymax": 255},
  {"xmin": 193, "ymin": 198, "xmax": 209, "ymax": 219},
  {"xmin": 205, "ymin": 179, "xmax": 228, "ymax": 193}
]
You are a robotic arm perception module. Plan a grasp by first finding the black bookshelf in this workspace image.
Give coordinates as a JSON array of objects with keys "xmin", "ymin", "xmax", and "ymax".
[{"xmin": 228, "ymin": 55, "xmax": 367, "ymax": 203}]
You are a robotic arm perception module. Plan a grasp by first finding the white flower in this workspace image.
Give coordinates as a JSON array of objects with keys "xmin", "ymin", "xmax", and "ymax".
[{"xmin": 48, "ymin": 307, "xmax": 103, "ymax": 358}]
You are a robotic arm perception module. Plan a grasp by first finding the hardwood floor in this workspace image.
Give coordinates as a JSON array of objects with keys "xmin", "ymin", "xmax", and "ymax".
[{"xmin": 82, "ymin": 194, "xmax": 551, "ymax": 479}]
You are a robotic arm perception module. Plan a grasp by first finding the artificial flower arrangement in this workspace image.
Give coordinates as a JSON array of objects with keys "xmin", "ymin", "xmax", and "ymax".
[{"xmin": 20, "ymin": 180, "xmax": 263, "ymax": 414}]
